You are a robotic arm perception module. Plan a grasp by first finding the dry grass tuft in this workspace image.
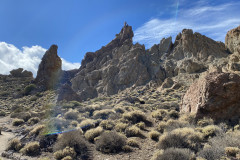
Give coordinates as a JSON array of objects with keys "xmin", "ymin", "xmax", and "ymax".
[{"xmin": 20, "ymin": 141, "xmax": 40, "ymax": 156}]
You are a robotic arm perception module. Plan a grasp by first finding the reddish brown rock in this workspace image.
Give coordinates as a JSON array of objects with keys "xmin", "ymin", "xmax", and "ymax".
[
  {"xmin": 225, "ymin": 25, "xmax": 240, "ymax": 54},
  {"xmin": 181, "ymin": 72, "xmax": 240, "ymax": 121},
  {"xmin": 35, "ymin": 45, "xmax": 62, "ymax": 90}
]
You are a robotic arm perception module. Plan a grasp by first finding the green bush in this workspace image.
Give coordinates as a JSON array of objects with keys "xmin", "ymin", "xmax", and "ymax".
[{"xmin": 24, "ymin": 84, "xmax": 36, "ymax": 95}]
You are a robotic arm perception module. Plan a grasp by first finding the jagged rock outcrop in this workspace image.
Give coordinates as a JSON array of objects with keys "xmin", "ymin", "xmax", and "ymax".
[
  {"xmin": 71, "ymin": 23, "xmax": 161, "ymax": 97},
  {"xmin": 225, "ymin": 25, "xmax": 240, "ymax": 54},
  {"xmin": 71, "ymin": 24, "xmax": 230, "ymax": 99},
  {"xmin": 10, "ymin": 68, "xmax": 33, "ymax": 78},
  {"xmin": 181, "ymin": 72, "xmax": 240, "ymax": 121},
  {"xmin": 170, "ymin": 29, "xmax": 228, "ymax": 61},
  {"xmin": 35, "ymin": 45, "xmax": 62, "ymax": 90}
]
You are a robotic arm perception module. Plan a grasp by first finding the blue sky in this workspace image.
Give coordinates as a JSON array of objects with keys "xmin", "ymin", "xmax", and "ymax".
[{"xmin": 0, "ymin": 0, "xmax": 240, "ymax": 76}]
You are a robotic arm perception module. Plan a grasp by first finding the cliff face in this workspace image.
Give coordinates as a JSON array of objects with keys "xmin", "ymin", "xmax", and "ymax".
[{"xmin": 70, "ymin": 23, "xmax": 229, "ymax": 100}]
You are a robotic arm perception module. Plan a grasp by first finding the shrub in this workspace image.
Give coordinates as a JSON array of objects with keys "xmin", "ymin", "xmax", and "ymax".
[
  {"xmin": 197, "ymin": 118, "xmax": 214, "ymax": 127},
  {"xmin": 115, "ymin": 122, "xmax": 128, "ymax": 132},
  {"xmin": 151, "ymin": 148, "xmax": 195, "ymax": 160},
  {"xmin": 24, "ymin": 84, "xmax": 36, "ymax": 95},
  {"xmin": 0, "ymin": 110, "xmax": 6, "ymax": 116},
  {"xmin": 84, "ymin": 127, "xmax": 103, "ymax": 142},
  {"xmin": 114, "ymin": 106, "xmax": 125, "ymax": 113},
  {"xmin": 201, "ymin": 125, "xmax": 222, "ymax": 139},
  {"xmin": 7, "ymin": 138, "xmax": 22, "ymax": 151},
  {"xmin": 54, "ymin": 147, "xmax": 76, "ymax": 160},
  {"xmin": 62, "ymin": 156, "xmax": 73, "ymax": 160},
  {"xmin": 29, "ymin": 125, "xmax": 45, "ymax": 136},
  {"xmin": 157, "ymin": 120, "xmax": 189, "ymax": 133},
  {"xmin": 122, "ymin": 145, "xmax": 133, "ymax": 152},
  {"xmin": 46, "ymin": 118, "xmax": 68, "ymax": 131},
  {"xmin": 152, "ymin": 109, "xmax": 168, "ymax": 121},
  {"xmin": 93, "ymin": 109, "xmax": 115, "ymax": 119},
  {"xmin": 125, "ymin": 126, "xmax": 142, "ymax": 137},
  {"xmin": 96, "ymin": 131, "xmax": 126, "ymax": 153},
  {"xmin": 179, "ymin": 113, "xmax": 196, "ymax": 124},
  {"xmin": 12, "ymin": 118, "xmax": 24, "ymax": 126},
  {"xmin": 78, "ymin": 119, "xmax": 95, "ymax": 132},
  {"xmin": 70, "ymin": 121, "xmax": 78, "ymax": 127},
  {"xmin": 168, "ymin": 110, "xmax": 179, "ymax": 119},
  {"xmin": 136, "ymin": 122, "xmax": 146, "ymax": 130},
  {"xmin": 53, "ymin": 130, "xmax": 91, "ymax": 159},
  {"xmin": 99, "ymin": 120, "xmax": 114, "ymax": 130},
  {"xmin": 157, "ymin": 128, "xmax": 203, "ymax": 151},
  {"xmin": 27, "ymin": 117, "xmax": 40, "ymax": 125},
  {"xmin": 126, "ymin": 138, "xmax": 140, "ymax": 148},
  {"xmin": 225, "ymin": 147, "xmax": 240, "ymax": 157},
  {"xmin": 64, "ymin": 110, "xmax": 79, "ymax": 120},
  {"xmin": 149, "ymin": 130, "xmax": 160, "ymax": 141},
  {"xmin": 198, "ymin": 131, "xmax": 240, "ymax": 160},
  {"xmin": 123, "ymin": 110, "xmax": 151, "ymax": 126},
  {"xmin": 157, "ymin": 121, "xmax": 167, "ymax": 133},
  {"xmin": 20, "ymin": 142, "xmax": 40, "ymax": 156}
]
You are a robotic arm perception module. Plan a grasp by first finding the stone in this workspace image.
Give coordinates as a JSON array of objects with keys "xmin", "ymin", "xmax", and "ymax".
[
  {"xmin": 57, "ymin": 84, "xmax": 81, "ymax": 102},
  {"xmin": 225, "ymin": 25, "xmax": 240, "ymax": 54},
  {"xmin": 159, "ymin": 78, "xmax": 174, "ymax": 89},
  {"xmin": 176, "ymin": 59, "xmax": 206, "ymax": 74},
  {"xmin": 181, "ymin": 72, "xmax": 240, "ymax": 121},
  {"xmin": 35, "ymin": 45, "xmax": 62, "ymax": 90}
]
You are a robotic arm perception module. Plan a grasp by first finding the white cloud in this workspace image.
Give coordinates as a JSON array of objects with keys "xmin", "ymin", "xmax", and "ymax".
[
  {"xmin": 0, "ymin": 42, "xmax": 80, "ymax": 76},
  {"xmin": 133, "ymin": 1, "xmax": 240, "ymax": 48}
]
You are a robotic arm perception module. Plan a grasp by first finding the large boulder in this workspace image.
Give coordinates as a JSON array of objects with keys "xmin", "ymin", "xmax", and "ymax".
[
  {"xmin": 181, "ymin": 72, "xmax": 240, "ymax": 121},
  {"xmin": 35, "ymin": 45, "xmax": 62, "ymax": 90},
  {"xmin": 225, "ymin": 25, "xmax": 240, "ymax": 54}
]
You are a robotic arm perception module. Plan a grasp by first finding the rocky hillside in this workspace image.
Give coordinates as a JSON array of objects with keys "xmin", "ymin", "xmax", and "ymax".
[{"xmin": 0, "ymin": 24, "xmax": 240, "ymax": 160}]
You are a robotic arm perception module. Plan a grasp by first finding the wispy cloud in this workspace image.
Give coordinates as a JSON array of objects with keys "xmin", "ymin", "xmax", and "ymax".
[
  {"xmin": 0, "ymin": 42, "xmax": 80, "ymax": 76},
  {"xmin": 134, "ymin": 1, "xmax": 240, "ymax": 48}
]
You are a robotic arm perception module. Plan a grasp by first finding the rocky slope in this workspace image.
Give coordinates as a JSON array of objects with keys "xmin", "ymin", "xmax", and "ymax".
[{"xmin": 1, "ymin": 24, "xmax": 240, "ymax": 160}]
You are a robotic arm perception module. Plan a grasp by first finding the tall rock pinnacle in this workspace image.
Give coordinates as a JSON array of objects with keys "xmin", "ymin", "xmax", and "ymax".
[{"xmin": 35, "ymin": 44, "xmax": 62, "ymax": 90}]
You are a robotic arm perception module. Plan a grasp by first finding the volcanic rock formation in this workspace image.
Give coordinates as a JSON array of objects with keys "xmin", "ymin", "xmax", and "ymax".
[
  {"xmin": 181, "ymin": 71, "xmax": 240, "ymax": 121},
  {"xmin": 71, "ymin": 23, "xmax": 229, "ymax": 99},
  {"xmin": 35, "ymin": 45, "xmax": 62, "ymax": 90}
]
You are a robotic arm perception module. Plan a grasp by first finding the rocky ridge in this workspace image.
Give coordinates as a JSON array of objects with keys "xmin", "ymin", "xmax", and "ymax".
[{"xmin": 70, "ymin": 23, "xmax": 229, "ymax": 101}]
